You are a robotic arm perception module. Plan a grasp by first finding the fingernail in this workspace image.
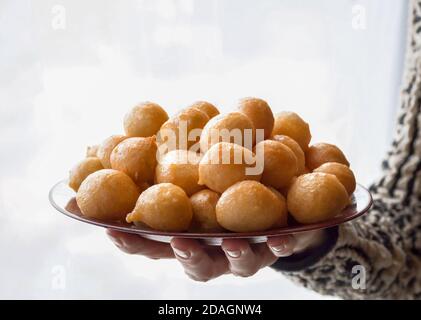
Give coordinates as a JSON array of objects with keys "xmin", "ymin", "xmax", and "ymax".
[
  {"xmin": 270, "ymin": 243, "xmax": 293, "ymax": 257},
  {"xmin": 225, "ymin": 250, "xmax": 241, "ymax": 258},
  {"xmin": 271, "ymin": 243, "xmax": 287, "ymax": 252},
  {"xmin": 173, "ymin": 248, "xmax": 190, "ymax": 259}
]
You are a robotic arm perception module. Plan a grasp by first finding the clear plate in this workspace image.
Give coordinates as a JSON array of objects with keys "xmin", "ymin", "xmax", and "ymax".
[{"xmin": 49, "ymin": 179, "xmax": 373, "ymax": 245}]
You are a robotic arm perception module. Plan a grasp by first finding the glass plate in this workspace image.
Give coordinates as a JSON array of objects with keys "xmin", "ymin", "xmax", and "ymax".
[{"xmin": 49, "ymin": 179, "xmax": 373, "ymax": 245}]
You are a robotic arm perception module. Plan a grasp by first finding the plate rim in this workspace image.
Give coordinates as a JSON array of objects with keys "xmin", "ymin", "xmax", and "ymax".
[{"xmin": 49, "ymin": 179, "xmax": 373, "ymax": 239}]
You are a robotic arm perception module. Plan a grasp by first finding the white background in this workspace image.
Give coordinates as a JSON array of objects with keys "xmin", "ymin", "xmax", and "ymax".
[{"xmin": 0, "ymin": 0, "xmax": 408, "ymax": 299}]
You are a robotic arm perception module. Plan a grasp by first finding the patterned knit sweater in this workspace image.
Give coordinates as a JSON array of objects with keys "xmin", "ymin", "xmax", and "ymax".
[{"xmin": 272, "ymin": 0, "xmax": 421, "ymax": 299}]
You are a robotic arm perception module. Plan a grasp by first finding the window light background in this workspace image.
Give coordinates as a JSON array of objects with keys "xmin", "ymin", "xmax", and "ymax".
[{"xmin": 0, "ymin": 0, "xmax": 408, "ymax": 298}]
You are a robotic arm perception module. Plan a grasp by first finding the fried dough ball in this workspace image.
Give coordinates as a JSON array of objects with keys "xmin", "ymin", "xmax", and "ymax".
[
  {"xmin": 97, "ymin": 135, "xmax": 127, "ymax": 168},
  {"xmin": 157, "ymin": 107, "xmax": 209, "ymax": 152},
  {"xmin": 189, "ymin": 101, "xmax": 219, "ymax": 119},
  {"xmin": 155, "ymin": 150, "xmax": 204, "ymax": 196},
  {"xmin": 137, "ymin": 181, "xmax": 151, "ymax": 194},
  {"xmin": 110, "ymin": 136, "xmax": 157, "ymax": 185},
  {"xmin": 76, "ymin": 169, "xmax": 140, "ymax": 221},
  {"xmin": 237, "ymin": 97, "xmax": 274, "ymax": 140},
  {"xmin": 126, "ymin": 183, "xmax": 192, "ymax": 232},
  {"xmin": 200, "ymin": 112, "xmax": 255, "ymax": 153},
  {"xmin": 278, "ymin": 176, "xmax": 297, "ymax": 197},
  {"xmin": 314, "ymin": 162, "xmax": 356, "ymax": 195},
  {"xmin": 190, "ymin": 189, "xmax": 224, "ymax": 232},
  {"xmin": 86, "ymin": 145, "xmax": 99, "ymax": 158},
  {"xmin": 216, "ymin": 181, "xmax": 284, "ymax": 232},
  {"xmin": 254, "ymin": 140, "xmax": 298, "ymax": 189},
  {"xmin": 268, "ymin": 187, "xmax": 288, "ymax": 228},
  {"xmin": 306, "ymin": 143, "xmax": 350, "ymax": 171},
  {"xmin": 272, "ymin": 112, "xmax": 311, "ymax": 151},
  {"xmin": 124, "ymin": 101, "xmax": 168, "ymax": 137},
  {"xmin": 287, "ymin": 173, "xmax": 349, "ymax": 224},
  {"xmin": 272, "ymin": 135, "xmax": 306, "ymax": 175},
  {"xmin": 198, "ymin": 142, "xmax": 262, "ymax": 193},
  {"xmin": 69, "ymin": 157, "xmax": 104, "ymax": 192}
]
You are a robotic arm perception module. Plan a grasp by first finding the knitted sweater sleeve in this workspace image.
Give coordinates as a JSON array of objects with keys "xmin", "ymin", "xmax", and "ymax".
[{"xmin": 272, "ymin": 0, "xmax": 421, "ymax": 299}]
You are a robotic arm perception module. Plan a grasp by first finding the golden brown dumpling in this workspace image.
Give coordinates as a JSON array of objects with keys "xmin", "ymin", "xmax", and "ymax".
[
  {"xmin": 137, "ymin": 181, "xmax": 151, "ymax": 194},
  {"xmin": 287, "ymin": 173, "xmax": 349, "ymax": 224},
  {"xmin": 306, "ymin": 143, "xmax": 350, "ymax": 171},
  {"xmin": 189, "ymin": 101, "xmax": 219, "ymax": 119},
  {"xmin": 272, "ymin": 112, "xmax": 311, "ymax": 151},
  {"xmin": 200, "ymin": 112, "xmax": 255, "ymax": 153},
  {"xmin": 124, "ymin": 101, "xmax": 168, "ymax": 137},
  {"xmin": 272, "ymin": 134, "xmax": 306, "ymax": 175},
  {"xmin": 69, "ymin": 157, "xmax": 104, "ymax": 192},
  {"xmin": 254, "ymin": 140, "xmax": 298, "ymax": 189},
  {"xmin": 237, "ymin": 97, "xmax": 274, "ymax": 140},
  {"xmin": 157, "ymin": 107, "xmax": 209, "ymax": 153},
  {"xmin": 97, "ymin": 135, "xmax": 127, "ymax": 168},
  {"xmin": 126, "ymin": 183, "xmax": 192, "ymax": 232},
  {"xmin": 110, "ymin": 136, "xmax": 157, "ymax": 185},
  {"xmin": 155, "ymin": 150, "xmax": 203, "ymax": 196},
  {"xmin": 190, "ymin": 189, "xmax": 224, "ymax": 232},
  {"xmin": 76, "ymin": 169, "xmax": 140, "ymax": 221},
  {"xmin": 314, "ymin": 162, "xmax": 356, "ymax": 195},
  {"xmin": 198, "ymin": 142, "xmax": 262, "ymax": 193},
  {"xmin": 216, "ymin": 180, "xmax": 285, "ymax": 232},
  {"xmin": 278, "ymin": 176, "xmax": 298, "ymax": 198},
  {"xmin": 268, "ymin": 187, "xmax": 288, "ymax": 228}
]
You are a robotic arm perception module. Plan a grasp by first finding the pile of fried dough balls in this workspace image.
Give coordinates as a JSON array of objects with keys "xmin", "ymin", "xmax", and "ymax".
[{"xmin": 69, "ymin": 98, "xmax": 356, "ymax": 233}]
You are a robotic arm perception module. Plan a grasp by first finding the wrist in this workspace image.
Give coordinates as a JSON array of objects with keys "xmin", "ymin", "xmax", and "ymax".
[
  {"xmin": 271, "ymin": 226, "xmax": 339, "ymax": 272},
  {"xmin": 294, "ymin": 229, "xmax": 329, "ymax": 254}
]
